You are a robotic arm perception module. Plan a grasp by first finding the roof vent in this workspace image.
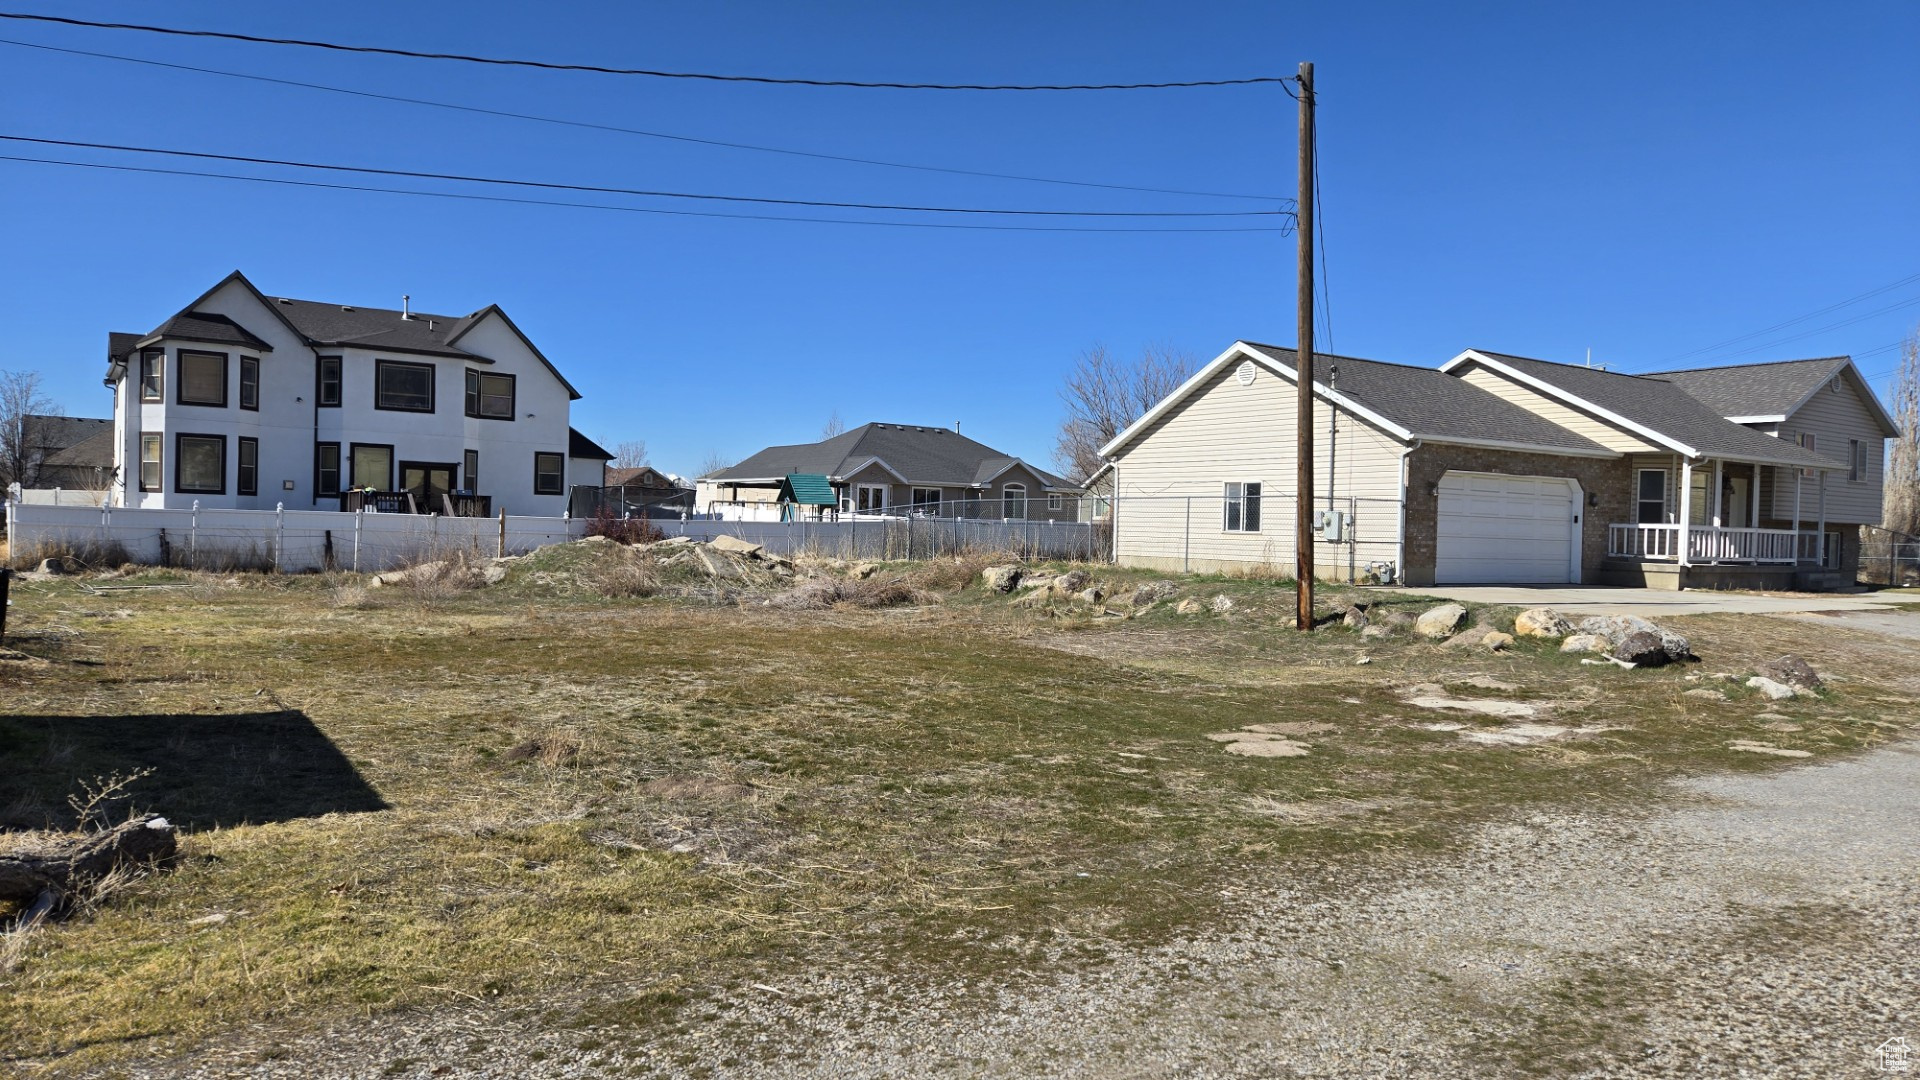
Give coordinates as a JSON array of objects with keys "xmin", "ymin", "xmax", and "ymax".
[
  {"xmin": 341, "ymin": 305, "xmax": 355, "ymax": 312},
  {"xmin": 402, "ymin": 294, "xmax": 412, "ymax": 320},
  {"xmin": 277, "ymin": 297, "xmax": 293, "ymax": 305}
]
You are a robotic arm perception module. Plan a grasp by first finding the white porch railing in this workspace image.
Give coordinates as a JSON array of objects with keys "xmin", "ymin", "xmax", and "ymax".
[{"xmin": 1608, "ymin": 523, "xmax": 1823, "ymax": 565}]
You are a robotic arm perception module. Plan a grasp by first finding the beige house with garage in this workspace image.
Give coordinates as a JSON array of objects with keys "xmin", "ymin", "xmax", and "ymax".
[{"xmin": 1099, "ymin": 341, "xmax": 1889, "ymax": 590}]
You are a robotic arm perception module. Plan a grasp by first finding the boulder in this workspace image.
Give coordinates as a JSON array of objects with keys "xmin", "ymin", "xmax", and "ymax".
[
  {"xmin": 1514, "ymin": 608, "xmax": 1573, "ymax": 639},
  {"xmin": 578, "ymin": 534, "xmax": 614, "ymax": 544},
  {"xmin": 693, "ymin": 547, "xmax": 741, "ymax": 580},
  {"xmin": 656, "ymin": 536, "xmax": 696, "ymax": 548},
  {"xmin": 481, "ymin": 561, "xmax": 511, "ymax": 586},
  {"xmin": 1415, "ymin": 604, "xmax": 1468, "ymax": 639},
  {"xmin": 1758, "ymin": 655, "xmax": 1823, "ymax": 693},
  {"xmin": 1745, "ymin": 676, "xmax": 1796, "ymax": 701},
  {"xmin": 981, "ymin": 565, "xmax": 1024, "ymax": 593},
  {"xmin": 1443, "ymin": 625, "xmax": 1493, "ymax": 648},
  {"xmin": 708, "ymin": 534, "xmax": 764, "ymax": 558},
  {"xmin": 35, "ymin": 556, "xmax": 79, "ymax": 575},
  {"xmin": 1175, "ymin": 598, "xmax": 1205, "ymax": 615},
  {"xmin": 1576, "ymin": 615, "xmax": 1692, "ymax": 663},
  {"xmin": 1381, "ymin": 610, "xmax": 1417, "ymax": 630},
  {"xmin": 1612, "ymin": 631, "xmax": 1670, "ymax": 667},
  {"xmin": 1052, "ymin": 569, "xmax": 1092, "ymax": 593},
  {"xmin": 1341, "ymin": 607, "xmax": 1369, "ymax": 630},
  {"xmin": 1209, "ymin": 595, "xmax": 1235, "ymax": 615},
  {"xmin": 1360, "ymin": 625, "xmax": 1392, "ymax": 640},
  {"xmin": 1077, "ymin": 587, "xmax": 1105, "ymax": 605},
  {"xmin": 1560, "ymin": 633, "xmax": 1609, "ymax": 654},
  {"xmin": 1130, "ymin": 581, "xmax": 1177, "ymax": 605},
  {"xmin": 1483, "ymin": 631, "xmax": 1515, "ymax": 651}
]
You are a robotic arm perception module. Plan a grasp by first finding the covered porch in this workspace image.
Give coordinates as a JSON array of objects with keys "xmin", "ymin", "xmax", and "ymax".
[{"xmin": 1604, "ymin": 453, "xmax": 1842, "ymax": 575}]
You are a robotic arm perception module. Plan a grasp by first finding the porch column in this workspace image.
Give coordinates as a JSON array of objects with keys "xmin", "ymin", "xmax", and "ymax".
[
  {"xmin": 1792, "ymin": 469, "xmax": 1804, "ymax": 563},
  {"xmin": 1677, "ymin": 457, "xmax": 1694, "ymax": 567},
  {"xmin": 1817, "ymin": 471, "xmax": 1828, "ymax": 568}
]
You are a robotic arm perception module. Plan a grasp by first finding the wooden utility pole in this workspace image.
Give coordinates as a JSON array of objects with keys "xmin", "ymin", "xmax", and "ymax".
[{"xmin": 1294, "ymin": 61, "xmax": 1316, "ymax": 632}]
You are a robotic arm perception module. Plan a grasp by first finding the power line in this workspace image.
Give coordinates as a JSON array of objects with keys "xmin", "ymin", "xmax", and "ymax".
[
  {"xmin": 1679, "ymin": 295, "xmax": 1920, "ymax": 365},
  {"xmin": 0, "ymin": 38, "xmax": 1289, "ymax": 203},
  {"xmin": 1653, "ymin": 270, "xmax": 1920, "ymax": 366},
  {"xmin": 0, "ymin": 135, "xmax": 1291, "ymax": 219},
  {"xmin": 0, "ymin": 155, "xmax": 1294, "ymax": 234},
  {"xmin": 0, "ymin": 12, "xmax": 1289, "ymax": 91}
]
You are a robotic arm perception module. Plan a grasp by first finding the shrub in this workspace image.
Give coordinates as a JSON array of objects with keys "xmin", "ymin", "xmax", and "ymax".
[{"xmin": 585, "ymin": 506, "xmax": 664, "ymax": 545}]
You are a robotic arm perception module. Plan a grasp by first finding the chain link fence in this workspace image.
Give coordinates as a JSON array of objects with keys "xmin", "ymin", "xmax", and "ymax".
[{"xmin": 1858, "ymin": 526, "xmax": 1920, "ymax": 587}]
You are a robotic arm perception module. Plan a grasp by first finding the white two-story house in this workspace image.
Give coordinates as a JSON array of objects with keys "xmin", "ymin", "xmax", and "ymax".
[{"xmin": 104, "ymin": 271, "xmax": 605, "ymax": 516}]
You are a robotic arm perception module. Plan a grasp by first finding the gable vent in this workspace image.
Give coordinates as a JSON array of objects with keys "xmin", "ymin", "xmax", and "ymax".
[{"xmin": 1236, "ymin": 360, "xmax": 1257, "ymax": 386}]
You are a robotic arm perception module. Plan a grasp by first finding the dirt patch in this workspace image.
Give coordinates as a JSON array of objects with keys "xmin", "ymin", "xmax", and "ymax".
[
  {"xmin": 643, "ymin": 776, "xmax": 757, "ymax": 800},
  {"xmin": 1404, "ymin": 695, "xmax": 1538, "ymax": 719},
  {"xmin": 1727, "ymin": 741, "xmax": 1814, "ymax": 758}
]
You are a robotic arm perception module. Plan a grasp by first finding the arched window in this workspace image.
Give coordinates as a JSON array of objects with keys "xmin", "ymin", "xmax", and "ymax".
[{"xmin": 1002, "ymin": 483, "xmax": 1027, "ymax": 520}]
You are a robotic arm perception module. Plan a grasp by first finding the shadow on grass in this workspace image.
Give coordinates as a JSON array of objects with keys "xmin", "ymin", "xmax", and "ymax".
[{"xmin": 0, "ymin": 710, "xmax": 388, "ymax": 831}]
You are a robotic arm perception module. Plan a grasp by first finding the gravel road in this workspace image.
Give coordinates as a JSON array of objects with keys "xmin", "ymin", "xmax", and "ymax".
[{"xmin": 126, "ymin": 737, "xmax": 1919, "ymax": 1080}]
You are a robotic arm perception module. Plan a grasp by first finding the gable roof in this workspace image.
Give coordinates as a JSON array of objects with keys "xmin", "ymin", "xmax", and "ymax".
[
  {"xmin": 1649, "ymin": 356, "xmax": 1898, "ymax": 436},
  {"xmin": 1101, "ymin": 342, "xmax": 1616, "ymax": 461},
  {"xmin": 778, "ymin": 473, "xmax": 837, "ymax": 506},
  {"xmin": 606, "ymin": 466, "xmax": 684, "ymax": 489},
  {"xmin": 43, "ymin": 426, "xmax": 114, "ymax": 469},
  {"xmin": 711, "ymin": 423, "xmax": 1071, "ymax": 489},
  {"xmin": 22, "ymin": 414, "xmax": 111, "ymax": 453},
  {"xmin": 568, "ymin": 428, "xmax": 615, "ymax": 460},
  {"xmin": 109, "ymin": 271, "xmax": 582, "ymax": 399},
  {"xmin": 1446, "ymin": 350, "xmax": 1843, "ymax": 469}
]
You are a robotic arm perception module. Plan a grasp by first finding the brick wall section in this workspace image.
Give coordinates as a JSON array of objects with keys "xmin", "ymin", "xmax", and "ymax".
[{"xmin": 1402, "ymin": 444, "xmax": 1631, "ymax": 586}]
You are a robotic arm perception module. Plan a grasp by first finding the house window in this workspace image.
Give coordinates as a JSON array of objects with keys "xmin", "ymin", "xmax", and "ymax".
[
  {"xmin": 1224, "ymin": 482, "xmax": 1261, "ymax": 532},
  {"xmin": 910, "ymin": 487, "xmax": 941, "ymax": 514},
  {"xmin": 1003, "ymin": 483, "xmax": 1028, "ymax": 520},
  {"xmin": 856, "ymin": 484, "xmax": 887, "ymax": 514},
  {"xmin": 316, "ymin": 442, "xmax": 341, "ymax": 497},
  {"xmin": 464, "ymin": 449, "xmax": 479, "ymax": 492},
  {"xmin": 1799, "ymin": 433, "xmax": 1817, "ymax": 480},
  {"xmin": 138, "ymin": 433, "xmax": 161, "ymax": 492},
  {"xmin": 139, "ymin": 349, "xmax": 164, "ymax": 402},
  {"xmin": 317, "ymin": 356, "xmax": 342, "ymax": 407},
  {"xmin": 1048, "ymin": 493, "xmax": 1063, "ymax": 511},
  {"xmin": 175, "ymin": 433, "xmax": 225, "ymax": 494},
  {"xmin": 178, "ymin": 350, "xmax": 228, "ymax": 407},
  {"xmin": 375, "ymin": 359, "xmax": 435, "ymax": 412},
  {"xmin": 534, "ymin": 451, "xmax": 564, "ymax": 495},
  {"xmin": 1850, "ymin": 439, "xmax": 1867, "ymax": 482},
  {"xmin": 1688, "ymin": 468, "xmax": 1710, "ymax": 526},
  {"xmin": 350, "ymin": 443, "xmax": 393, "ymax": 491},
  {"xmin": 1637, "ymin": 469, "xmax": 1667, "ymax": 524},
  {"xmin": 239, "ymin": 356, "xmax": 260, "ymax": 411},
  {"xmin": 465, "ymin": 369, "xmax": 516, "ymax": 420},
  {"xmin": 237, "ymin": 437, "xmax": 259, "ymax": 496}
]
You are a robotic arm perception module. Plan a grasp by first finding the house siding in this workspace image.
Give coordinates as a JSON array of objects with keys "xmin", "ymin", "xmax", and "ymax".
[
  {"xmin": 1400, "ymin": 444, "xmax": 1629, "ymax": 586},
  {"xmin": 1455, "ymin": 363, "xmax": 1663, "ymax": 453},
  {"xmin": 1770, "ymin": 377, "xmax": 1886, "ymax": 525},
  {"xmin": 1110, "ymin": 358, "xmax": 1405, "ymax": 577}
]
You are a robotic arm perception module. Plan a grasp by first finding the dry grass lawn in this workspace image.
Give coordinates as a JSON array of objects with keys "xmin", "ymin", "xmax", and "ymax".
[{"xmin": 0, "ymin": 550, "xmax": 1912, "ymax": 1074}]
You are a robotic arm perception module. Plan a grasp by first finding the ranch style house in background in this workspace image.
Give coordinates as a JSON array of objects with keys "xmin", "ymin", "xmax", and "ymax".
[
  {"xmin": 103, "ymin": 271, "xmax": 610, "ymax": 517},
  {"xmin": 1098, "ymin": 341, "xmax": 1893, "ymax": 590},
  {"xmin": 697, "ymin": 422, "xmax": 1079, "ymax": 522}
]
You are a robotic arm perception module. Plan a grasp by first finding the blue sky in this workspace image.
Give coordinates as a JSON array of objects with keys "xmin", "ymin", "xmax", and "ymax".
[{"xmin": 3, "ymin": 1, "xmax": 1916, "ymax": 477}]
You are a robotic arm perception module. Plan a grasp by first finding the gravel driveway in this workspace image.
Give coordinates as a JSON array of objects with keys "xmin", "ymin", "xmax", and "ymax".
[{"xmin": 131, "ymin": 737, "xmax": 1919, "ymax": 1080}]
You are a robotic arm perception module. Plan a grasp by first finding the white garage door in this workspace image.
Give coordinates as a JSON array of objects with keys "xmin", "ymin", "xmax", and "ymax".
[{"xmin": 1435, "ymin": 472, "xmax": 1578, "ymax": 584}]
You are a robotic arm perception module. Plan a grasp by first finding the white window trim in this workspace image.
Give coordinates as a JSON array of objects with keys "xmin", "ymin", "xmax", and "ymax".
[
  {"xmin": 1636, "ymin": 467, "xmax": 1669, "ymax": 524},
  {"xmin": 1001, "ymin": 483, "xmax": 1027, "ymax": 520},
  {"xmin": 855, "ymin": 484, "xmax": 888, "ymax": 514},
  {"xmin": 1223, "ymin": 480, "xmax": 1262, "ymax": 533}
]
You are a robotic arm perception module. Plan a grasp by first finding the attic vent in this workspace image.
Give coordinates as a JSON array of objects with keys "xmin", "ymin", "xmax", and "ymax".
[
  {"xmin": 341, "ymin": 305, "xmax": 355, "ymax": 312},
  {"xmin": 277, "ymin": 298, "xmax": 293, "ymax": 305},
  {"xmin": 1236, "ymin": 360, "xmax": 1257, "ymax": 386}
]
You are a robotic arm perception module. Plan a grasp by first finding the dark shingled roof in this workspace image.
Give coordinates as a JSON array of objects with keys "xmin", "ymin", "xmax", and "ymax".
[
  {"xmin": 263, "ymin": 297, "xmax": 482, "ymax": 358},
  {"xmin": 1240, "ymin": 344, "xmax": 1614, "ymax": 455},
  {"xmin": 22, "ymin": 414, "xmax": 112, "ymax": 453},
  {"xmin": 1646, "ymin": 357, "xmax": 1849, "ymax": 419},
  {"xmin": 43, "ymin": 426, "xmax": 115, "ymax": 469},
  {"xmin": 1468, "ymin": 351, "xmax": 1841, "ymax": 468},
  {"xmin": 107, "ymin": 331, "xmax": 142, "ymax": 365},
  {"xmin": 714, "ymin": 423, "xmax": 1071, "ymax": 489},
  {"xmin": 149, "ymin": 311, "xmax": 273, "ymax": 353},
  {"xmin": 569, "ymin": 428, "xmax": 615, "ymax": 460}
]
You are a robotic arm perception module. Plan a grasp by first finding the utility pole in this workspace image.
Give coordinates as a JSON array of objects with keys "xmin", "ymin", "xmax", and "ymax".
[{"xmin": 1294, "ymin": 61, "xmax": 1316, "ymax": 632}]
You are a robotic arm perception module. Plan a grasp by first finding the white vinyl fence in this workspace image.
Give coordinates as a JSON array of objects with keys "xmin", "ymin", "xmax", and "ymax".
[
  {"xmin": 5, "ymin": 500, "xmax": 585, "ymax": 574},
  {"xmin": 5, "ymin": 499, "xmax": 1108, "ymax": 571}
]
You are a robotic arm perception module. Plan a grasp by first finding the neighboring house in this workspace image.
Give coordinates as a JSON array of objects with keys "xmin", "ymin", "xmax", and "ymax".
[
  {"xmin": 698, "ymin": 423, "xmax": 1077, "ymax": 521},
  {"xmin": 604, "ymin": 465, "xmax": 694, "ymax": 510},
  {"xmin": 15, "ymin": 415, "xmax": 114, "ymax": 490},
  {"xmin": 103, "ymin": 271, "xmax": 599, "ymax": 516},
  {"xmin": 1100, "ymin": 341, "xmax": 1876, "ymax": 590}
]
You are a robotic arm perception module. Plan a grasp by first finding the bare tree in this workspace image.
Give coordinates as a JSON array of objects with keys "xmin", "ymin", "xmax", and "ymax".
[
  {"xmin": 822, "ymin": 410, "xmax": 846, "ymax": 439},
  {"xmin": 1885, "ymin": 327, "xmax": 1920, "ymax": 536},
  {"xmin": 0, "ymin": 369, "xmax": 61, "ymax": 489},
  {"xmin": 695, "ymin": 451, "xmax": 734, "ymax": 479},
  {"xmin": 613, "ymin": 440, "xmax": 650, "ymax": 471},
  {"xmin": 1052, "ymin": 344, "xmax": 1197, "ymax": 483}
]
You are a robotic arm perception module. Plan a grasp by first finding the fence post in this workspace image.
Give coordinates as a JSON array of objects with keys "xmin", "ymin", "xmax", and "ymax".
[
  {"xmin": 274, "ymin": 503, "xmax": 285, "ymax": 573},
  {"xmin": 353, "ymin": 508, "xmax": 363, "ymax": 573},
  {"xmin": 498, "ymin": 508, "xmax": 507, "ymax": 558},
  {"xmin": 190, "ymin": 500, "xmax": 199, "ymax": 569}
]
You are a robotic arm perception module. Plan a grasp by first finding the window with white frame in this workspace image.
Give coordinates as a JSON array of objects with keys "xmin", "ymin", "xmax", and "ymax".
[
  {"xmin": 1002, "ymin": 483, "xmax": 1027, "ymax": 519},
  {"xmin": 1636, "ymin": 469, "xmax": 1667, "ymax": 524},
  {"xmin": 138, "ymin": 433, "xmax": 161, "ymax": 492},
  {"xmin": 1047, "ymin": 493, "xmax": 1063, "ymax": 511},
  {"xmin": 1223, "ymin": 482, "xmax": 1261, "ymax": 532},
  {"xmin": 856, "ymin": 484, "xmax": 887, "ymax": 513},
  {"xmin": 139, "ymin": 350, "xmax": 164, "ymax": 402},
  {"xmin": 1799, "ymin": 433, "xmax": 1817, "ymax": 479}
]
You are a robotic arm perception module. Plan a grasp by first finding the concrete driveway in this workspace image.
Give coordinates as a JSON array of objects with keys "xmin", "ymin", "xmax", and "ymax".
[{"xmin": 1365, "ymin": 584, "xmax": 1920, "ymax": 617}]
